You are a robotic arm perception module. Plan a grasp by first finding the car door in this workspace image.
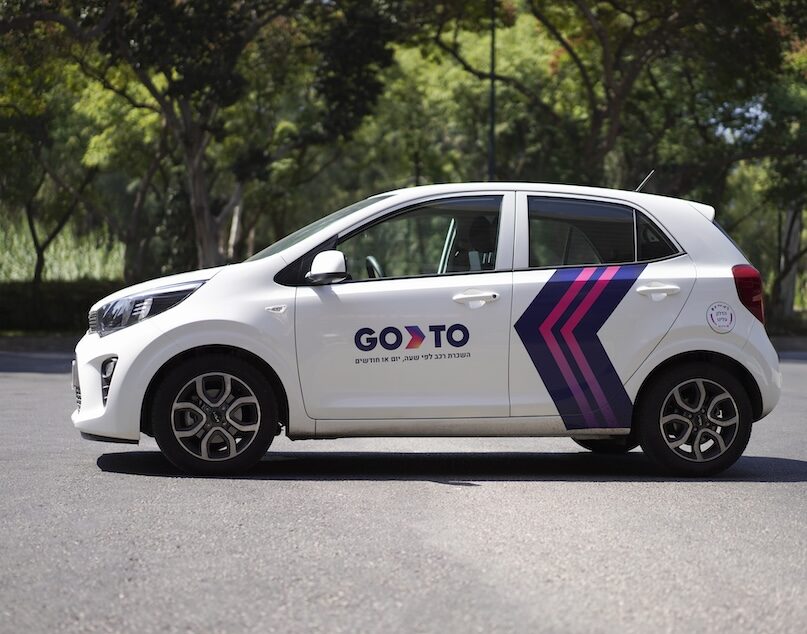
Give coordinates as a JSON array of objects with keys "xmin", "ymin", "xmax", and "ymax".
[
  {"xmin": 509, "ymin": 193, "xmax": 696, "ymax": 430},
  {"xmin": 295, "ymin": 192, "xmax": 515, "ymax": 422}
]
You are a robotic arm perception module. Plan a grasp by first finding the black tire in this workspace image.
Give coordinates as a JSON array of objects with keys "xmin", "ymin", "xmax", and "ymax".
[
  {"xmin": 573, "ymin": 437, "xmax": 639, "ymax": 454},
  {"xmin": 151, "ymin": 354, "xmax": 278, "ymax": 475},
  {"xmin": 636, "ymin": 362, "xmax": 752, "ymax": 477}
]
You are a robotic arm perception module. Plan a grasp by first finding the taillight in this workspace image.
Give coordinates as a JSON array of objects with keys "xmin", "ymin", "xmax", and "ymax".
[{"xmin": 732, "ymin": 264, "xmax": 765, "ymax": 325}]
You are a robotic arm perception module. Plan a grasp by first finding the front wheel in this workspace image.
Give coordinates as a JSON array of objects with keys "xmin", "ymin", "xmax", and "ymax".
[
  {"xmin": 151, "ymin": 354, "xmax": 279, "ymax": 475},
  {"xmin": 636, "ymin": 363, "xmax": 752, "ymax": 477}
]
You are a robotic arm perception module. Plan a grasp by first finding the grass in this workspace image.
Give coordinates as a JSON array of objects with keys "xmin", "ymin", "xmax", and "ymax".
[{"xmin": 0, "ymin": 218, "xmax": 124, "ymax": 282}]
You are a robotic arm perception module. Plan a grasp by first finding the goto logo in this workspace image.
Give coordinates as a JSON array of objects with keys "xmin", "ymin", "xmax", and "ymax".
[{"xmin": 355, "ymin": 324, "xmax": 469, "ymax": 352}]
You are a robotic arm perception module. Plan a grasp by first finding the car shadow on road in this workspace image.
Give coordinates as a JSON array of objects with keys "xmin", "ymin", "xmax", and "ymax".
[
  {"xmin": 0, "ymin": 352, "xmax": 72, "ymax": 374},
  {"xmin": 96, "ymin": 451, "xmax": 807, "ymax": 484}
]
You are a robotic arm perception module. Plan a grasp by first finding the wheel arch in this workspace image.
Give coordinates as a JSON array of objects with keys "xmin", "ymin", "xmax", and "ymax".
[
  {"xmin": 633, "ymin": 350, "xmax": 763, "ymax": 424},
  {"xmin": 139, "ymin": 344, "xmax": 290, "ymax": 437}
]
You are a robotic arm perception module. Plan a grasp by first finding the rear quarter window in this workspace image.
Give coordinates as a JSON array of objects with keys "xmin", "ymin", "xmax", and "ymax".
[{"xmin": 636, "ymin": 212, "xmax": 678, "ymax": 261}]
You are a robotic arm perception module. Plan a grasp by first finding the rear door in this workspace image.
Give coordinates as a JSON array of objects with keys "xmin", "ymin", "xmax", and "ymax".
[{"xmin": 509, "ymin": 193, "xmax": 696, "ymax": 430}]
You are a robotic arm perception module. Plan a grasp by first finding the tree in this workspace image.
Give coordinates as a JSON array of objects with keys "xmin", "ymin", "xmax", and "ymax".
[
  {"xmin": 432, "ymin": 1, "xmax": 794, "ymax": 186},
  {"xmin": 3, "ymin": 0, "xmax": 413, "ymax": 268},
  {"xmin": 0, "ymin": 30, "xmax": 98, "ymax": 284}
]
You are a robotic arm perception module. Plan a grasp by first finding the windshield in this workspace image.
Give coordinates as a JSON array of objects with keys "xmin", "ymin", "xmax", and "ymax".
[{"xmin": 247, "ymin": 195, "xmax": 392, "ymax": 261}]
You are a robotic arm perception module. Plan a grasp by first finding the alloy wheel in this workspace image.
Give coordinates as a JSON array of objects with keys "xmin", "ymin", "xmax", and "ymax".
[
  {"xmin": 170, "ymin": 372, "xmax": 261, "ymax": 461},
  {"xmin": 659, "ymin": 378, "xmax": 739, "ymax": 463}
]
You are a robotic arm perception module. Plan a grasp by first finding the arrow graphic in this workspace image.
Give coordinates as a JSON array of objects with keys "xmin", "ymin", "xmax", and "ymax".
[
  {"xmin": 514, "ymin": 264, "xmax": 645, "ymax": 430},
  {"xmin": 405, "ymin": 326, "xmax": 426, "ymax": 349}
]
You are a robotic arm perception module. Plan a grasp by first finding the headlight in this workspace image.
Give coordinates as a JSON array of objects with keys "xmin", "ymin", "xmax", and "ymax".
[{"xmin": 90, "ymin": 280, "xmax": 206, "ymax": 336}]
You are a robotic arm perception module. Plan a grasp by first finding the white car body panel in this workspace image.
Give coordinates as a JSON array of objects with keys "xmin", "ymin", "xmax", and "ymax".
[
  {"xmin": 297, "ymin": 272, "xmax": 513, "ymax": 421},
  {"xmin": 70, "ymin": 182, "xmax": 780, "ymax": 447}
]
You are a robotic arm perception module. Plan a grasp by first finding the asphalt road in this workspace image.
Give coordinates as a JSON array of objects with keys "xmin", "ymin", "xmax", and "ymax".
[{"xmin": 1, "ymin": 351, "xmax": 806, "ymax": 633}]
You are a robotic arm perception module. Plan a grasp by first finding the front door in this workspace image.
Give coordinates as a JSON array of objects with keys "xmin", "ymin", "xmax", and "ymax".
[{"xmin": 295, "ymin": 193, "xmax": 514, "ymax": 421}]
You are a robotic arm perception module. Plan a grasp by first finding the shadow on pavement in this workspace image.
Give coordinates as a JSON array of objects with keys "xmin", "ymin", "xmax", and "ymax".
[
  {"xmin": 779, "ymin": 352, "xmax": 807, "ymax": 363},
  {"xmin": 0, "ymin": 352, "xmax": 72, "ymax": 374},
  {"xmin": 96, "ymin": 450, "xmax": 807, "ymax": 484}
]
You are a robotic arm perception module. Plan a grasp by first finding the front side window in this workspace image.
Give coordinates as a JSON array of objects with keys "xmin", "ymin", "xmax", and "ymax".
[
  {"xmin": 528, "ymin": 197, "xmax": 635, "ymax": 268},
  {"xmin": 338, "ymin": 196, "xmax": 502, "ymax": 281}
]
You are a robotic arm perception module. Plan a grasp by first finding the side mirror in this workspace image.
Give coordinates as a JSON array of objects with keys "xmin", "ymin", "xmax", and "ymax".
[{"xmin": 306, "ymin": 250, "xmax": 348, "ymax": 285}]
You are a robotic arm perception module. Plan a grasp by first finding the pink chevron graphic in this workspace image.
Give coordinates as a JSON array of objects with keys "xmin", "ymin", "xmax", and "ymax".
[
  {"xmin": 405, "ymin": 326, "xmax": 426, "ymax": 349},
  {"xmin": 559, "ymin": 266, "xmax": 620, "ymax": 425},
  {"xmin": 538, "ymin": 267, "xmax": 598, "ymax": 425}
]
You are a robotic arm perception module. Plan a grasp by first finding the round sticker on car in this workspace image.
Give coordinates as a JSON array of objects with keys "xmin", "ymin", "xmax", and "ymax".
[{"xmin": 707, "ymin": 302, "xmax": 736, "ymax": 333}]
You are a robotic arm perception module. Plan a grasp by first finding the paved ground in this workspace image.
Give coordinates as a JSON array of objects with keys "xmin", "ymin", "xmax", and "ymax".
[{"xmin": 0, "ymin": 351, "xmax": 805, "ymax": 633}]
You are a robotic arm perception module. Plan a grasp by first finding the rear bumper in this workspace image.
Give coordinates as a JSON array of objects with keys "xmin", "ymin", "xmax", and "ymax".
[{"xmin": 743, "ymin": 321, "xmax": 782, "ymax": 419}]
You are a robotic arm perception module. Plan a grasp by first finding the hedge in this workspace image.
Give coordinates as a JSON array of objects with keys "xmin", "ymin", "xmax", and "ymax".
[{"xmin": 0, "ymin": 280, "xmax": 126, "ymax": 332}]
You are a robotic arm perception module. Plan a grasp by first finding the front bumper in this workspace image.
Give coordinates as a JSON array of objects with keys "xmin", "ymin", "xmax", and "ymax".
[
  {"xmin": 71, "ymin": 322, "xmax": 164, "ymax": 443},
  {"xmin": 80, "ymin": 431, "xmax": 138, "ymax": 444}
]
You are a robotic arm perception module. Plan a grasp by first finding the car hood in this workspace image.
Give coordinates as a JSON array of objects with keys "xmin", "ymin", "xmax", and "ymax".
[{"xmin": 89, "ymin": 267, "xmax": 226, "ymax": 312}]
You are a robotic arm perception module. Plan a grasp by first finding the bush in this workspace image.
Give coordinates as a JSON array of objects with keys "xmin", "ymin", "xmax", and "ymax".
[{"xmin": 0, "ymin": 280, "xmax": 126, "ymax": 332}]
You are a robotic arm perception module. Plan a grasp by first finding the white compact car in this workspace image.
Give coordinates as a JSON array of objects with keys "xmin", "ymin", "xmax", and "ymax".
[{"xmin": 72, "ymin": 183, "xmax": 781, "ymax": 476}]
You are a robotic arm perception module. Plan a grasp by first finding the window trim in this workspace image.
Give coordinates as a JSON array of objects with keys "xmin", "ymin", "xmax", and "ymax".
[
  {"xmin": 634, "ymin": 209, "xmax": 681, "ymax": 263},
  {"xmin": 437, "ymin": 218, "xmax": 457, "ymax": 275},
  {"xmin": 511, "ymin": 252, "xmax": 688, "ymax": 274}
]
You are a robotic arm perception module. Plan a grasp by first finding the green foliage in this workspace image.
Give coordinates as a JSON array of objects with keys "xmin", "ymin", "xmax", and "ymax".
[
  {"xmin": 0, "ymin": 0, "xmax": 805, "ymax": 328},
  {"xmin": 310, "ymin": 0, "xmax": 399, "ymax": 139},
  {"xmin": 0, "ymin": 279, "xmax": 124, "ymax": 331},
  {"xmin": 0, "ymin": 218, "xmax": 123, "ymax": 281},
  {"xmin": 95, "ymin": 0, "xmax": 263, "ymax": 106}
]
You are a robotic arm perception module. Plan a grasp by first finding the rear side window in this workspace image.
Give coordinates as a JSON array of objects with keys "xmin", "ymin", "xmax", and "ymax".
[
  {"xmin": 528, "ymin": 197, "xmax": 634, "ymax": 267},
  {"xmin": 528, "ymin": 197, "xmax": 679, "ymax": 268}
]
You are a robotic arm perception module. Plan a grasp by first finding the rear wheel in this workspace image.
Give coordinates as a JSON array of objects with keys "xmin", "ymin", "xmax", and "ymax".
[
  {"xmin": 151, "ymin": 354, "xmax": 279, "ymax": 475},
  {"xmin": 573, "ymin": 437, "xmax": 639, "ymax": 454},
  {"xmin": 637, "ymin": 363, "xmax": 752, "ymax": 476}
]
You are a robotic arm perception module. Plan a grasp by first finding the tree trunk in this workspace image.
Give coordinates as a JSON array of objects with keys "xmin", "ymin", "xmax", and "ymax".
[
  {"xmin": 227, "ymin": 200, "xmax": 242, "ymax": 261},
  {"xmin": 123, "ymin": 237, "xmax": 149, "ymax": 284},
  {"xmin": 220, "ymin": 182, "xmax": 244, "ymax": 260},
  {"xmin": 778, "ymin": 205, "xmax": 802, "ymax": 318},
  {"xmin": 246, "ymin": 225, "xmax": 256, "ymax": 258},
  {"xmin": 123, "ymin": 142, "xmax": 165, "ymax": 283},
  {"xmin": 182, "ymin": 125, "xmax": 223, "ymax": 269},
  {"xmin": 770, "ymin": 205, "xmax": 805, "ymax": 322},
  {"xmin": 32, "ymin": 248, "xmax": 45, "ymax": 286}
]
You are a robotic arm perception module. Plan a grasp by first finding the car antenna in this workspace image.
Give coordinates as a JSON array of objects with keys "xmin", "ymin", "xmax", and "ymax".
[{"xmin": 635, "ymin": 169, "xmax": 655, "ymax": 192}]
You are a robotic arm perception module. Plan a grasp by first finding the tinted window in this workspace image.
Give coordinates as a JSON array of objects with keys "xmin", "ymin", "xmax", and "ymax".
[
  {"xmin": 528, "ymin": 197, "xmax": 634, "ymax": 267},
  {"xmin": 636, "ymin": 212, "xmax": 677, "ymax": 261},
  {"xmin": 338, "ymin": 196, "xmax": 502, "ymax": 281}
]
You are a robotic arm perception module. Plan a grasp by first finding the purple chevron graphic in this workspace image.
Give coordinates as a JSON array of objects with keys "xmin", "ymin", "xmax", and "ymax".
[{"xmin": 514, "ymin": 264, "xmax": 646, "ymax": 430}]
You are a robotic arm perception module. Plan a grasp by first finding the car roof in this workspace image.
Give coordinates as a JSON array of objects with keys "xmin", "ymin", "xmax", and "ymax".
[{"xmin": 376, "ymin": 182, "xmax": 715, "ymax": 222}]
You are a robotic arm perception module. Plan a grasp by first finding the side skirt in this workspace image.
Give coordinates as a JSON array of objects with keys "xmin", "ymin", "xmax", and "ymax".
[{"xmin": 310, "ymin": 416, "xmax": 631, "ymax": 439}]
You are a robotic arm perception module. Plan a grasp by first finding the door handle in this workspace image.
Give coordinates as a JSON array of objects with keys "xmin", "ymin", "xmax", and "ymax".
[
  {"xmin": 636, "ymin": 283, "xmax": 680, "ymax": 301},
  {"xmin": 453, "ymin": 290, "xmax": 500, "ymax": 308}
]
